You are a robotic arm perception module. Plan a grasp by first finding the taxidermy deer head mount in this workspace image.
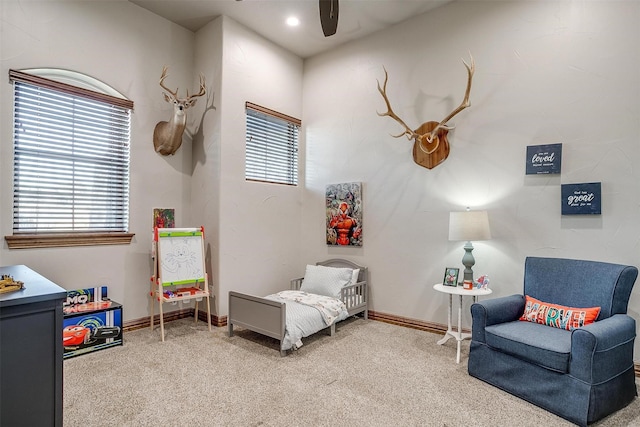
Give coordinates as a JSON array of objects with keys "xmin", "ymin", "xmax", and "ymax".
[
  {"xmin": 153, "ymin": 66, "xmax": 206, "ymax": 156},
  {"xmin": 377, "ymin": 53, "xmax": 475, "ymax": 170}
]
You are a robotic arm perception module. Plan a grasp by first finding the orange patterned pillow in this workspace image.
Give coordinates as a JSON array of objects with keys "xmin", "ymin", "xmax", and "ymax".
[{"xmin": 519, "ymin": 295, "xmax": 601, "ymax": 331}]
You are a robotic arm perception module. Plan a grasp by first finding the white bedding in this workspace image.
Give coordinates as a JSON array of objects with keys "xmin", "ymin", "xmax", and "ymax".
[{"xmin": 264, "ymin": 290, "xmax": 349, "ymax": 351}]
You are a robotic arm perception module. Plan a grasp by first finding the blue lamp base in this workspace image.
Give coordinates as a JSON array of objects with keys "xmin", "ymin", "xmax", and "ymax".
[{"xmin": 461, "ymin": 241, "xmax": 475, "ymax": 282}]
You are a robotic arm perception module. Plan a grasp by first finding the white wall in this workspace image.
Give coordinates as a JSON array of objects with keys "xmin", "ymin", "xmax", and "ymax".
[
  {"xmin": 194, "ymin": 16, "xmax": 304, "ymax": 316},
  {"xmin": 192, "ymin": 16, "xmax": 224, "ymax": 316},
  {"xmin": 0, "ymin": 1, "xmax": 197, "ymax": 321},
  {"xmin": 0, "ymin": 2, "xmax": 304, "ymax": 323},
  {"xmin": 302, "ymin": 0, "xmax": 640, "ymax": 339},
  {"xmin": 2, "ymin": 0, "xmax": 640, "ymax": 360}
]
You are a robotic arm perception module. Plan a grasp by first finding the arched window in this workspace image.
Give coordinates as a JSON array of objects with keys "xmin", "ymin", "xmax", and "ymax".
[{"xmin": 6, "ymin": 69, "xmax": 134, "ymax": 248}]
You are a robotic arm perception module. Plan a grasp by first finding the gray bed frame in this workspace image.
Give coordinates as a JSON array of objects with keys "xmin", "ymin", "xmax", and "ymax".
[{"xmin": 228, "ymin": 258, "xmax": 368, "ymax": 356}]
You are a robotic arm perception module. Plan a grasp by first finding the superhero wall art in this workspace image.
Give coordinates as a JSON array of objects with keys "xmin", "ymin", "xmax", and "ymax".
[{"xmin": 326, "ymin": 182, "xmax": 363, "ymax": 246}]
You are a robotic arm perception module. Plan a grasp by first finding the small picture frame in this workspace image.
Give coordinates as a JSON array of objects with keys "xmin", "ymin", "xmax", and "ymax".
[{"xmin": 443, "ymin": 267, "xmax": 460, "ymax": 287}]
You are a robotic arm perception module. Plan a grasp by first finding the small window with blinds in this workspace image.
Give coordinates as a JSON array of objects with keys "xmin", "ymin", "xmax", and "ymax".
[
  {"xmin": 245, "ymin": 102, "xmax": 300, "ymax": 186},
  {"xmin": 9, "ymin": 70, "xmax": 132, "ymax": 236}
]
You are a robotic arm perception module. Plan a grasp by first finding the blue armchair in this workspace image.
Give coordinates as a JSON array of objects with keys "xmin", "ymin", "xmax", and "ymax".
[{"xmin": 468, "ymin": 257, "xmax": 638, "ymax": 426}]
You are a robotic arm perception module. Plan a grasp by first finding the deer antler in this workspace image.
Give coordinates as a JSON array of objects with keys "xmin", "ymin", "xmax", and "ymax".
[
  {"xmin": 424, "ymin": 53, "xmax": 475, "ymax": 144},
  {"xmin": 158, "ymin": 66, "xmax": 178, "ymax": 98},
  {"xmin": 377, "ymin": 68, "xmax": 440, "ymax": 155},
  {"xmin": 186, "ymin": 73, "xmax": 206, "ymax": 101}
]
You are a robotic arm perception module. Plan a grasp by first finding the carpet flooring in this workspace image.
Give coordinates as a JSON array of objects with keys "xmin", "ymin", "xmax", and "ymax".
[{"xmin": 63, "ymin": 317, "xmax": 640, "ymax": 426}]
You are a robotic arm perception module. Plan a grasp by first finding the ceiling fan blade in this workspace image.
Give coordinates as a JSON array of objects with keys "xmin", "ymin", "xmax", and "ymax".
[{"xmin": 319, "ymin": 0, "xmax": 339, "ymax": 37}]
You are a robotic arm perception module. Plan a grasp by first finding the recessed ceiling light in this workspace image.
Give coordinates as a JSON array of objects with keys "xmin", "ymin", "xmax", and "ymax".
[{"xmin": 286, "ymin": 16, "xmax": 300, "ymax": 27}]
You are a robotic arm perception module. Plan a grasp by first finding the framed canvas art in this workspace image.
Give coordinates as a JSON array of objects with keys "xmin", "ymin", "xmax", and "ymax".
[
  {"xmin": 153, "ymin": 208, "xmax": 175, "ymax": 229},
  {"xmin": 326, "ymin": 182, "xmax": 363, "ymax": 246}
]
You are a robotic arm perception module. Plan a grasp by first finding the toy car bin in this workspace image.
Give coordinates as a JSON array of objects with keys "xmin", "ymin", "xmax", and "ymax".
[{"xmin": 62, "ymin": 287, "xmax": 123, "ymax": 359}]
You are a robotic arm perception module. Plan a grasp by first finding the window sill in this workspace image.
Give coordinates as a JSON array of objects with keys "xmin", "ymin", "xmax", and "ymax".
[{"xmin": 5, "ymin": 233, "xmax": 135, "ymax": 249}]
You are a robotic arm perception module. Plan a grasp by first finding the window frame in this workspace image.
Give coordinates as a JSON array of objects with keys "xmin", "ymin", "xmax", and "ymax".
[
  {"xmin": 5, "ymin": 69, "xmax": 134, "ymax": 249},
  {"xmin": 245, "ymin": 102, "xmax": 300, "ymax": 186}
]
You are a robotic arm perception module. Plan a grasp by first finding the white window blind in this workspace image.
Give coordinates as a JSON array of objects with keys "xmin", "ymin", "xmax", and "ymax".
[
  {"xmin": 245, "ymin": 102, "xmax": 300, "ymax": 186},
  {"xmin": 10, "ymin": 70, "xmax": 132, "ymax": 233}
]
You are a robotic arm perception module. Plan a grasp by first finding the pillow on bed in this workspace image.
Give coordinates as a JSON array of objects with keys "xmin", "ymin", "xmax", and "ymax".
[{"xmin": 300, "ymin": 264, "xmax": 353, "ymax": 299}]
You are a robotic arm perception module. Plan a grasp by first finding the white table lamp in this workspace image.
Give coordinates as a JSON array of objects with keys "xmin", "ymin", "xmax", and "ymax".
[{"xmin": 448, "ymin": 209, "xmax": 491, "ymax": 282}]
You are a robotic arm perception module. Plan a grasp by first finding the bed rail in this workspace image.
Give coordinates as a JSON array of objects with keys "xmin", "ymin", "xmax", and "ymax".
[
  {"xmin": 342, "ymin": 281, "xmax": 368, "ymax": 319},
  {"xmin": 291, "ymin": 277, "xmax": 304, "ymax": 290}
]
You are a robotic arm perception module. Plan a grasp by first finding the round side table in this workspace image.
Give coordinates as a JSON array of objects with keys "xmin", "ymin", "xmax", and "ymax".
[{"xmin": 433, "ymin": 283, "xmax": 492, "ymax": 363}]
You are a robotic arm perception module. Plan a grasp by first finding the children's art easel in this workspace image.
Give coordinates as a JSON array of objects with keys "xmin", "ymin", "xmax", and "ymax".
[{"xmin": 150, "ymin": 227, "xmax": 211, "ymax": 341}]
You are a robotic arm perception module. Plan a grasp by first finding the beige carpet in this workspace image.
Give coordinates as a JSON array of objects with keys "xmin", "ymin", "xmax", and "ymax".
[{"xmin": 64, "ymin": 317, "xmax": 640, "ymax": 426}]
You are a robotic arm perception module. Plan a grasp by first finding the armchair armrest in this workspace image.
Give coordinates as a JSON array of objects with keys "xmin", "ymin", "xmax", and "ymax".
[
  {"xmin": 470, "ymin": 295, "xmax": 525, "ymax": 343},
  {"xmin": 570, "ymin": 314, "xmax": 636, "ymax": 383}
]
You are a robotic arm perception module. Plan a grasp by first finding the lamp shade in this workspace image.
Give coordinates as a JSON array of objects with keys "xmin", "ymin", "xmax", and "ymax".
[{"xmin": 448, "ymin": 210, "xmax": 491, "ymax": 242}]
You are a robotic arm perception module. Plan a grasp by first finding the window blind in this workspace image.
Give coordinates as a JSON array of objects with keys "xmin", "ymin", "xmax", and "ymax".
[
  {"xmin": 11, "ymin": 73, "xmax": 131, "ymax": 233},
  {"xmin": 245, "ymin": 102, "xmax": 300, "ymax": 186}
]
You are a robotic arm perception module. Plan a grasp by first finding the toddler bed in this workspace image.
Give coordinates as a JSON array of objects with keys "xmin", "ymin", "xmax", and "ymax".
[{"xmin": 228, "ymin": 259, "xmax": 368, "ymax": 356}]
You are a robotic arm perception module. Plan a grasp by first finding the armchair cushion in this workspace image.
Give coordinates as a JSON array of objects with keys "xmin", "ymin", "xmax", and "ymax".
[
  {"xmin": 519, "ymin": 295, "xmax": 601, "ymax": 331},
  {"xmin": 485, "ymin": 321, "xmax": 571, "ymax": 372}
]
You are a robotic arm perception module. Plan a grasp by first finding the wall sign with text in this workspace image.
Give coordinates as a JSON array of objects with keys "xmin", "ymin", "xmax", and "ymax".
[
  {"xmin": 526, "ymin": 143, "xmax": 562, "ymax": 175},
  {"xmin": 561, "ymin": 182, "xmax": 601, "ymax": 215}
]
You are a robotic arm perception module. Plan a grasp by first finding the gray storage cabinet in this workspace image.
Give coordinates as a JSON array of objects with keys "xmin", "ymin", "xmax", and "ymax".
[{"xmin": 0, "ymin": 265, "xmax": 67, "ymax": 427}]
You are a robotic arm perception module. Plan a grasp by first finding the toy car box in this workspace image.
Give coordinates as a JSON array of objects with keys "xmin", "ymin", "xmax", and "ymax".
[{"xmin": 63, "ymin": 286, "xmax": 123, "ymax": 359}]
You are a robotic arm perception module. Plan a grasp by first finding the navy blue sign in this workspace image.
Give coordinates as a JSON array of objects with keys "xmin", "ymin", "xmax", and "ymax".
[
  {"xmin": 561, "ymin": 182, "xmax": 601, "ymax": 215},
  {"xmin": 526, "ymin": 143, "xmax": 562, "ymax": 175}
]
